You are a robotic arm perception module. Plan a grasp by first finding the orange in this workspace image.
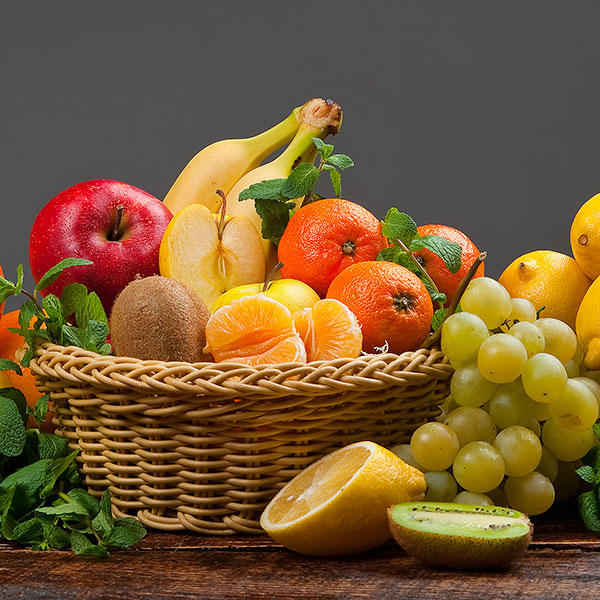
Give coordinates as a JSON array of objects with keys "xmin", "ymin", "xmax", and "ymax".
[
  {"xmin": 0, "ymin": 310, "xmax": 54, "ymax": 431},
  {"xmin": 278, "ymin": 199, "xmax": 388, "ymax": 297},
  {"xmin": 0, "ymin": 265, "xmax": 4, "ymax": 323},
  {"xmin": 293, "ymin": 299, "xmax": 362, "ymax": 361},
  {"xmin": 204, "ymin": 294, "xmax": 306, "ymax": 366},
  {"xmin": 499, "ymin": 250, "xmax": 591, "ymax": 330},
  {"xmin": 326, "ymin": 261, "xmax": 434, "ymax": 354},
  {"xmin": 570, "ymin": 192, "xmax": 600, "ymax": 280},
  {"xmin": 413, "ymin": 224, "xmax": 484, "ymax": 306}
]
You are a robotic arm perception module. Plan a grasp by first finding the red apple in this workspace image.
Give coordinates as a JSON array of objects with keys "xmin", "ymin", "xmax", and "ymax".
[{"xmin": 29, "ymin": 180, "xmax": 173, "ymax": 314}]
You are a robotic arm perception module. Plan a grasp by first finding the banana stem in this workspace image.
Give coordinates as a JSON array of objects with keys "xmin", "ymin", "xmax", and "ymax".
[{"xmin": 246, "ymin": 106, "xmax": 303, "ymax": 158}]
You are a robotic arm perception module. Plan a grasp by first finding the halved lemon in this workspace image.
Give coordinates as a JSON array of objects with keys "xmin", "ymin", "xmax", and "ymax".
[{"xmin": 260, "ymin": 441, "xmax": 426, "ymax": 556}]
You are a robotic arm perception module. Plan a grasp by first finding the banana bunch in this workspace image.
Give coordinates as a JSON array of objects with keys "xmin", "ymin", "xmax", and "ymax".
[{"xmin": 163, "ymin": 98, "xmax": 343, "ymax": 264}]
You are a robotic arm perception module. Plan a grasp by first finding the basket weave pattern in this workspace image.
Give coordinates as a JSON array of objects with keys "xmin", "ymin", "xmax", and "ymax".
[{"xmin": 30, "ymin": 343, "xmax": 452, "ymax": 535}]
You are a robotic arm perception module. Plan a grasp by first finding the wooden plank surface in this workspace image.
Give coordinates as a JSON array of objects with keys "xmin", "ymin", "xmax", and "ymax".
[{"xmin": 0, "ymin": 505, "xmax": 598, "ymax": 600}]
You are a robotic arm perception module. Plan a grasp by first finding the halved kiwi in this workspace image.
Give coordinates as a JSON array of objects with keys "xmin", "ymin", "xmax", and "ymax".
[{"xmin": 388, "ymin": 502, "xmax": 532, "ymax": 570}]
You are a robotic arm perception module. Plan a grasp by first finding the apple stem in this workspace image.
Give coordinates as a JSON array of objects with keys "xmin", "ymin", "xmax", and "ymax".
[
  {"xmin": 108, "ymin": 205, "xmax": 124, "ymax": 241},
  {"xmin": 216, "ymin": 190, "xmax": 227, "ymax": 239},
  {"xmin": 263, "ymin": 262, "xmax": 284, "ymax": 292}
]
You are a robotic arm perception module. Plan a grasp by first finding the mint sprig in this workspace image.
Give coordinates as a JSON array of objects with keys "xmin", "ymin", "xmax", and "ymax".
[
  {"xmin": 577, "ymin": 424, "xmax": 600, "ymax": 533},
  {"xmin": 238, "ymin": 138, "xmax": 354, "ymax": 245}
]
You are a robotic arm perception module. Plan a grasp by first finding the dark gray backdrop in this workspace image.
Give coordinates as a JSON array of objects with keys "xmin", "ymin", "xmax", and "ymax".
[{"xmin": 3, "ymin": 1, "xmax": 600, "ymax": 309}]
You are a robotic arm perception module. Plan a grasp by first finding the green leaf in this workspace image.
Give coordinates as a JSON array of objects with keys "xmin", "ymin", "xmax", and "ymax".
[
  {"xmin": 104, "ymin": 518, "xmax": 146, "ymax": 549},
  {"xmin": 409, "ymin": 235, "xmax": 462, "ymax": 274},
  {"xmin": 0, "ymin": 276, "xmax": 18, "ymax": 305},
  {"xmin": 36, "ymin": 502, "xmax": 89, "ymax": 520},
  {"xmin": 60, "ymin": 283, "xmax": 88, "ymax": 316},
  {"xmin": 97, "ymin": 342, "xmax": 112, "ymax": 356},
  {"xmin": 41, "ymin": 451, "xmax": 78, "ymax": 498},
  {"xmin": 312, "ymin": 137, "xmax": 334, "ymax": 160},
  {"xmin": 376, "ymin": 246, "xmax": 421, "ymax": 274},
  {"xmin": 0, "ymin": 359, "xmax": 22, "ymax": 376},
  {"xmin": 593, "ymin": 423, "xmax": 600, "ymax": 442},
  {"xmin": 34, "ymin": 258, "xmax": 93, "ymax": 293},
  {"xmin": 61, "ymin": 325, "xmax": 91, "ymax": 349},
  {"xmin": 281, "ymin": 163, "xmax": 320, "ymax": 199},
  {"xmin": 1, "ymin": 387, "xmax": 27, "ymax": 426},
  {"xmin": 326, "ymin": 153, "xmax": 354, "ymax": 171},
  {"xmin": 28, "ymin": 395, "xmax": 50, "ymax": 429},
  {"xmin": 432, "ymin": 308, "xmax": 448, "ymax": 332},
  {"xmin": 576, "ymin": 465, "xmax": 596, "ymax": 484},
  {"xmin": 323, "ymin": 165, "xmax": 341, "ymax": 197},
  {"xmin": 578, "ymin": 490, "xmax": 600, "ymax": 533},
  {"xmin": 75, "ymin": 292, "xmax": 108, "ymax": 328},
  {"xmin": 0, "ymin": 397, "xmax": 26, "ymax": 457},
  {"xmin": 99, "ymin": 490, "xmax": 112, "ymax": 520},
  {"xmin": 254, "ymin": 198, "xmax": 296, "ymax": 245},
  {"xmin": 86, "ymin": 320, "xmax": 109, "ymax": 347},
  {"xmin": 381, "ymin": 208, "xmax": 418, "ymax": 245},
  {"xmin": 92, "ymin": 511, "xmax": 113, "ymax": 539},
  {"xmin": 238, "ymin": 179, "xmax": 287, "ymax": 202},
  {"xmin": 42, "ymin": 521, "xmax": 71, "ymax": 549},
  {"xmin": 11, "ymin": 518, "xmax": 43, "ymax": 544},
  {"xmin": 38, "ymin": 432, "xmax": 70, "ymax": 460},
  {"xmin": 15, "ymin": 264, "xmax": 23, "ymax": 296},
  {"xmin": 0, "ymin": 460, "xmax": 51, "ymax": 518},
  {"xmin": 70, "ymin": 530, "xmax": 110, "ymax": 557},
  {"xmin": 68, "ymin": 488, "xmax": 100, "ymax": 518}
]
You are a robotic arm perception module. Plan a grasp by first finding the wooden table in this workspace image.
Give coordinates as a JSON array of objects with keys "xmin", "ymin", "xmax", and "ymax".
[{"xmin": 0, "ymin": 504, "xmax": 598, "ymax": 599}]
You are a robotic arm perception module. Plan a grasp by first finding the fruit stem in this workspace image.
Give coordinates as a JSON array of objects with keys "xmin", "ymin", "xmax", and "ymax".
[
  {"xmin": 420, "ymin": 251, "xmax": 488, "ymax": 350},
  {"xmin": 108, "ymin": 205, "xmax": 124, "ymax": 241},
  {"xmin": 246, "ymin": 105, "xmax": 303, "ymax": 158},
  {"xmin": 216, "ymin": 190, "xmax": 227, "ymax": 239},
  {"xmin": 395, "ymin": 238, "xmax": 445, "ymax": 310},
  {"xmin": 262, "ymin": 262, "xmax": 283, "ymax": 292}
]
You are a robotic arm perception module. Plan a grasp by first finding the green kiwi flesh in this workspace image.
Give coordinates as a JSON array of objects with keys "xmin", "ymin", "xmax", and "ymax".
[{"xmin": 388, "ymin": 502, "xmax": 532, "ymax": 570}]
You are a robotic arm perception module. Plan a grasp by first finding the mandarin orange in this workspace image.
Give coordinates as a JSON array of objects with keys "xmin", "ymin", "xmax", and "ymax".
[
  {"xmin": 413, "ymin": 224, "xmax": 484, "ymax": 306},
  {"xmin": 293, "ymin": 299, "xmax": 362, "ymax": 362},
  {"xmin": 0, "ymin": 265, "xmax": 4, "ymax": 323},
  {"xmin": 278, "ymin": 199, "xmax": 388, "ymax": 297},
  {"xmin": 326, "ymin": 261, "xmax": 433, "ymax": 354},
  {"xmin": 204, "ymin": 294, "xmax": 306, "ymax": 366}
]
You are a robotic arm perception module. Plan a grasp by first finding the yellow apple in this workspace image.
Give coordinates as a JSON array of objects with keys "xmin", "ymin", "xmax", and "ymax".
[
  {"xmin": 211, "ymin": 278, "xmax": 320, "ymax": 314},
  {"xmin": 159, "ymin": 203, "xmax": 265, "ymax": 308}
]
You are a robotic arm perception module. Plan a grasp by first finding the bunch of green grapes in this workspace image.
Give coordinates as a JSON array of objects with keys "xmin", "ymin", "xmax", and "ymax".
[{"xmin": 393, "ymin": 276, "xmax": 600, "ymax": 516}]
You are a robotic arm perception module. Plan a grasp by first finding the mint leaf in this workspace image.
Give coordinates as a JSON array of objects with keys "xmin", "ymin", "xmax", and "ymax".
[
  {"xmin": 409, "ymin": 235, "xmax": 462, "ymax": 274},
  {"xmin": 432, "ymin": 308, "xmax": 448, "ymax": 332},
  {"xmin": 104, "ymin": 517, "xmax": 146, "ymax": 548},
  {"xmin": 0, "ymin": 359, "xmax": 22, "ymax": 376},
  {"xmin": 323, "ymin": 165, "xmax": 341, "ymax": 197},
  {"xmin": 75, "ymin": 292, "xmax": 107, "ymax": 328},
  {"xmin": 41, "ymin": 451, "xmax": 78, "ymax": 498},
  {"xmin": 0, "ymin": 460, "xmax": 51, "ymax": 518},
  {"xmin": 238, "ymin": 179, "xmax": 287, "ymax": 202},
  {"xmin": 577, "ymin": 465, "xmax": 596, "ymax": 484},
  {"xmin": 326, "ymin": 153, "xmax": 354, "ymax": 170},
  {"xmin": 35, "ymin": 258, "xmax": 93, "ymax": 293},
  {"xmin": 41, "ymin": 521, "xmax": 71, "ymax": 549},
  {"xmin": 38, "ymin": 432, "xmax": 70, "ymax": 460},
  {"xmin": 61, "ymin": 325, "xmax": 91, "ymax": 349},
  {"xmin": 92, "ymin": 511, "xmax": 113, "ymax": 538},
  {"xmin": 281, "ymin": 163, "xmax": 320, "ymax": 199},
  {"xmin": 86, "ymin": 320, "xmax": 109, "ymax": 347},
  {"xmin": 99, "ymin": 490, "xmax": 112, "ymax": 519},
  {"xmin": 60, "ymin": 283, "xmax": 88, "ymax": 316},
  {"xmin": 0, "ymin": 397, "xmax": 26, "ymax": 457},
  {"xmin": 68, "ymin": 489, "xmax": 100, "ymax": 518},
  {"xmin": 377, "ymin": 246, "xmax": 421, "ymax": 274},
  {"xmin": 12, "ymin": 518, "xmax": 43, "ymax": 544},
  {"xmin": 36, "ymin": 502, "xmax": 89, "ymax": 520},
  {"xmin": 593, "ymin": 423, "xmax": 600, "ymax": 442},
  {"xmin": 28, "ymin": 394, "xmax": 50, "ymax": 429},
  {"xmin": 578, "ymin": 490, "xmax": 600, "ymax": 533},
  {"xmin": 0, "ymin": 276, "xmax": 18, "ymax": 305},
  {"xmin": 381, "ymin": 209, "xmax": 418, "ymax": 245},
  {"xmin": 15, "ymin": 265, "xmax": 23, "ymax": 296},
  {"xmin": 1, "ymin": 387, "xmax": 27, "ymax": 425},
  {"xmin": 254, "ymin": 198, "xmax": 296, "ymax": 245},
  {"xmin": 70, "ymin": 529, "xmax": 110, "ymax": 557},
  {"xmin": 312, "ymin": 137, "xmax": 334, "ymax": 160}
]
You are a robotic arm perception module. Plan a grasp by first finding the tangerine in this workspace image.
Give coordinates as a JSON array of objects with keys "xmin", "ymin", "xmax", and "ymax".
[
  {"xmin": 293, "ymin": 299, "xmax": 363, "ymax": 362},
  {"xmin": 413, "ymin": 224, "xmax": 484, "ymax": 306},
  {"xmin": 0, "ymin": 265, "xmax": 4, "ymax": 323},
  {"xmin": 204, "ymin": 294, "xmax": 306, "ymax": 366},
  {"xmin": 278, "ymin": 199, "xmax": 388, "ymax": 297},
  {"xmin": 326, "ymin": 261, "xmax": 433, "ymax": 354}
]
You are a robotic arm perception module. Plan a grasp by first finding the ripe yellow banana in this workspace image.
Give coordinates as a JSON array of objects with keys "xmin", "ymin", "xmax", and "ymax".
[
  {"xmin": 226, "ymin": 98, "xmax": 342, "ymax": 266},
  {"xmin": 163, "ymin": 105, "xmax": 304, "ymax": 215}
]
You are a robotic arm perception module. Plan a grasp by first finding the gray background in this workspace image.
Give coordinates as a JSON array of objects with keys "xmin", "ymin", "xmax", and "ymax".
[{"xmin": 2, "ymin": 1, "xmax": 600, "ymax": 309}]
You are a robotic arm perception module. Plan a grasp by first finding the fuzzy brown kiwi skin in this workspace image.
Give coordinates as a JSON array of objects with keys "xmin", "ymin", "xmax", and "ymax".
[
  {"xmin": 387, "ymin": 505, "xmax": 533, "ymax": 570},
  {"xmin": 109, "ymin": 275, "xmax": 211, "ymax": 362}
]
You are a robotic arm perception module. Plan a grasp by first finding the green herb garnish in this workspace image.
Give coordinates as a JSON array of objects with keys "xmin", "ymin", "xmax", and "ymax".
[{"xmin": 577, "ymin": 424, "xmax": 600, "ymax": 533}]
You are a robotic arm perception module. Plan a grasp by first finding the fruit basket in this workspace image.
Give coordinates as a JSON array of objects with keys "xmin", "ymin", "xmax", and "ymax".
[{"xmin": 30, "ymin": 342, "xmax": 452, "ymax": 535}]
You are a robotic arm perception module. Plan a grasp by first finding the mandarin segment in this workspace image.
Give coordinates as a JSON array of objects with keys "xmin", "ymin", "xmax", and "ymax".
[{"xmin": 204, "ymin": 294, "xmax": 306, "ymax": 366}]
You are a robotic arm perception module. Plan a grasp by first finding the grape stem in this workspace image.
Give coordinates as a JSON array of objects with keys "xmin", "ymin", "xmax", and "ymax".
[{"xmin": 420, "ymin": 251, "xmax": 488, "ymax": 350}]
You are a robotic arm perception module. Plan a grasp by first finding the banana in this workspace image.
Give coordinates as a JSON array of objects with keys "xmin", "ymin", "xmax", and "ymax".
[
  {"xmin": 163, "ymin": 106, "xmax": 304, "ymax": 215},
  {"xmin": 226, "ymin": 98, "xmax": 342, "ymax": 266}
]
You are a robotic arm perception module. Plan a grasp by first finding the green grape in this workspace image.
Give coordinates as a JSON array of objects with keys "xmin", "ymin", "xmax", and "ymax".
[
  {"xmin": 507, "ymin": 297, "xmax": 537, "ymax": 325},
  {"xmin": 564, "ymin": 360, "xmax": 580, "ymax": 378},
  {"xmin": 572, "ymin": 343, "xmax": 585, "ymax": 368},
  {"xmin": 390, "ymin": 444, "xmax": 426, "ymax": 472},
  {"xmin": 493, "ymin": 426, "xmax": 542, "ymax": 477},
  {"xmin": 460, "ymin": 277, "xmax": 512, "ymax": 329},
  {"xmin": 488, "ymin": 381, "xmax": 535, "ymax": 429},
  {"xmin": 444, "ymin": 406, "xmax": 497, "ymax": 446},
  {"xmin": 521, "ymin": 353, "xmax": 568, "ymax": 404},
  {"xmin": 410, "ymin": 422, "xmax": 460, "ymax": 471},
  {"xmin": 477, "ymin": 334, "xmax": 528, "ymax": 384},
  {"xmin": 573, "ymin": 376, "xmax": 600, "ymax": 412},
  {"xmin": 553, "ymin": 460, "xmax": 583, "ymax": 501},
  {"xmin": 531, "ymin": 401, "xmax": 552, "ymax": 421},
  {"xmin": 486, "ymin": 486, "xmax": 509, "ymax": 507},
  {"xmin": 508, "ymin": 321, "xmax": 545, "ymax": 358},
  {"xmin": 452, "ymin": 441, "xmax": 505, "ymax": 493},
  {"xmin": 450, "ymin": 364, "xmax": 498, "ymax": 407},
  {"xmin": 534, "ymin": 318, "xmax": 577, "ymax": 364},
  {"xmin": 541, "ymin": 419, "xmax": 597, "ymax": 461},
  {"xmin": 424, "ymin": 471, "xmax": 458, "ymax": 502},
  {"xmin": 537, "ymin": 446, "xmax": 559, "ymax": 482},
  {"xmin": 504, "ymin": 472, "xmax": 555, "ymax": 515},
  {"xmin": 453, "ymin": 491, "xmax": 493, "ymax": 506},
  {"xmin": 441, "ymin": 312, "xmax": 489, "ymax": 364},
  {"xmin": 548, "ymin": 378, "xmax": 599, "ymax": 431},
  {"xmin": 527, "ymin": 418, "xmax": 541, "ymax": 437}
]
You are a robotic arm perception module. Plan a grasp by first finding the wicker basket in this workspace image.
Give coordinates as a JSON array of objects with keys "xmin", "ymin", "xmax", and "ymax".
[{"xmin": 30, "ymin": 343, "xmax": 452, "ymax": 535}]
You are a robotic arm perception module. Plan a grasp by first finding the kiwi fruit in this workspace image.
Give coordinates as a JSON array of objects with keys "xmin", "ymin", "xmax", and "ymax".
[
  {"xmin": 388, "ymin": 501, "xmax": 532, "ymax": 570},
  {"xmin": 110, "ymin": 275, "xmax": 210, "ymax": 362}
]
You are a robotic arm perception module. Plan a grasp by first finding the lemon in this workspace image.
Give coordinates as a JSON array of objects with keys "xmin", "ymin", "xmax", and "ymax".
[
  {"xmin": 576, "ymin": 276, "xmax": 600, "ymax": 370},
  {"xmin": 498, "ymin": 250, "xmax": 591, "ymax": 330},
  {"xmin": 571, "ymin": 193, "xmax": 600, "ymax": 280},
  {"xmin": 259, "ymin": 441, "xmax": 426, "ymax": 556}
]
